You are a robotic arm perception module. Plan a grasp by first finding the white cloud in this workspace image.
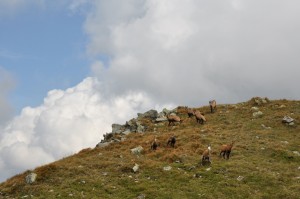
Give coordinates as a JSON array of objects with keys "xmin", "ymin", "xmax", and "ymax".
[
  {"xmin": 0, "ymin": 0, "xmax": 44, "ymax": 17},
  {"xmin": 86, "ymin": 0, "xmax": 300, "ymax": 105},
  {"xmin": 0, "ymin": 67, "xmax": 15, "ymax": 126},
  {"xmin": 0, "ymin": 77, "xmax": 168, "ymax": 182}
]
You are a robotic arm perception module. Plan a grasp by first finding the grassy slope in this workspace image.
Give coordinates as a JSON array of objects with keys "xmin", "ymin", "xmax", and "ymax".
[{"xmin": 0, "ymin": 99, "xmax": 299, "ymax": 199}]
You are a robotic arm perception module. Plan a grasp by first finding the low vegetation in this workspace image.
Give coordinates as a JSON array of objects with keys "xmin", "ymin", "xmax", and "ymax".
[{"xmin": 0, "ymin": 98, "xmax": 299, "ymax": 198}]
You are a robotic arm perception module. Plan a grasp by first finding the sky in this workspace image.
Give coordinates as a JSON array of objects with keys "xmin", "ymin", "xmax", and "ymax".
[{"xmin": 0, "ymin": 0, "xmax": 300, "ymax": 182}]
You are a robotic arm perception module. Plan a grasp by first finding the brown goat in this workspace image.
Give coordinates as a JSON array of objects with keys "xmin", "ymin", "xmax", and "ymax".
[
  {"xmin": 194, "ymin": 110, "xmax": 206, "ymax": 124},
  {"xmin": 209, "ymin": 100, "xmax": 217, "ymax": 113},
  {"xmin": 220, "ymin": 141, "xmax": 235, "ymax": 159},
  {"xmin": 202, "ymin": 145, "xmax": 212, "ymax": 165},
  {"xmin": 167, "ymin": 135, "xmax": 176, "ymax": 148},
  {"xmin": 187, "ymin": 108, "xmax": 194, "ymax": 118},
  {"xmin": 166, "ymin": 114, "xmax": 182, "ymax": 126},
  {"xmin": 151, "ymin": 137, "xmax": 159, "ymax": 150}
]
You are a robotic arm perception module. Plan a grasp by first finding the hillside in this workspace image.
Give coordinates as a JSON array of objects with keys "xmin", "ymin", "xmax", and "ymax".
[{"xmin": 0, "ymin": 97, "xmax": 299, "ymax": 199}]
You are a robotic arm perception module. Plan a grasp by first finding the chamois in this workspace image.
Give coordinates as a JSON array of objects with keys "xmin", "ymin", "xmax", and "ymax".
[
  {"xmin": 194, "ymin": 110, "xmax": 206, "ymax": 124},
  {"xmin": 202, "ymin": 145, "xmax": 212, "ymax": 165},
  {"xmin": 209, "ymin": 100, "xmax": 217, "ymax": 113},
  {"xmin": 151, "ymin": 137, "xmax": 158, "ymax": 150},
  {"xmin": 220, "ymin": 141, "xmax": 235, "ymax": 159},
  {"xmin": 167, "ymin": 135, "xmax": 176, "ymax": 148},
  {"xmin": 187, "ymin": 108, "xmax": 194, "ymax": 118},
  {"xmin": 166, "ymin": 113, "xmax": 182, "ymax": 126}
]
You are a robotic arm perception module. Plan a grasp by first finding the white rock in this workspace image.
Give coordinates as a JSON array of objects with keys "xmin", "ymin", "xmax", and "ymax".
[
  {"xmin": 251, "ymin": 107, "xmax": 259, "ymax": 111},
  {"xmin": 237, "ymin": 176, "xmax": 244, "ymax": 181},
  {"xmin": 253, "ymin": 111, "xmax": 263, "ymax": 118},
  {"xmin": 25, "ymin": 173, "xmax": 37, "ymax": 184},
  {"xmin": 133, "ymin": 163, "xmax": 139, "ymax": 173},
  {"xmin": 163, "ymin": 166, "xmax": 172, "ymax": 171},
  {"xmin": 131, "ymin": 146, "xmax": 144, "ymax": 155}
]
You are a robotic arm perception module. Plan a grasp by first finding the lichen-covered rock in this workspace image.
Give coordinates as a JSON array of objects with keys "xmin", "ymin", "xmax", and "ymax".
[
  {"xmin": 25, "ymin": 172, "xmax": 37, "ymax": 184},
  {"xmin": 137, "ymin": 109, "xmax": 158, "ymax": 120},
  {"xmin": 131, "ymin": 146, "xmax": 144, "ymax": 155}
]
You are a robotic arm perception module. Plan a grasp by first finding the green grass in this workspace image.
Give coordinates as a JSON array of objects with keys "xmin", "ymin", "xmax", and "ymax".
[{"xmin": 0, "ymin": 98, "xmax": 300, "ymax": 198}]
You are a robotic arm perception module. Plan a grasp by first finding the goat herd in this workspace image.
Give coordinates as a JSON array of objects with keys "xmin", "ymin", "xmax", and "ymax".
[{"xmin": 150, "ymin": 100, "xmax": 235, "ymax": 166}]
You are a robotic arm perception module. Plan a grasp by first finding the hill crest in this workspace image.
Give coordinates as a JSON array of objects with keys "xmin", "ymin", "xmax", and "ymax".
[{"xmin": 0, "ymin": 97, "xmax": 299, "ymax": 198}]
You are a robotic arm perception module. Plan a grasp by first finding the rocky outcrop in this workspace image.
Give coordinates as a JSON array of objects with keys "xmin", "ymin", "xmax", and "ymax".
[
  {"xmin": 96, "ymin": 108, "xmax": 178, "ymax": 148},
  {"xmin": 250, "ymin": 97, "xmax": 270, "ymax": 106}
]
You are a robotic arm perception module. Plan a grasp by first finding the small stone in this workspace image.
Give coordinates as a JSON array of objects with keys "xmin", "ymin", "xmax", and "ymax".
[
  {"xmin": 292, "ymin": 151, "xmax": 300, "ymax": 156},
  {"xmin": 251, "ymin": 107, "xmax": 259, "ymax": 111},
  {"xmin": 102, "ymin": 172, "xmax": 108, "ymax": 176},
  {"xmin": 136, "ymin": 193, "xmax": 146, "ymax": 199},
  {"xmin": 237, "ymin": 176, "xmax": 244, "ymax": 181},
  {"xmin": 206, "ymin": 167, "xmax": 211, "ymax": 171},
  {"xmin": 193, "ymin": 173, "xmax": 202, "ymax": 178},
  {"xmin": 133, "ymin": 163, "xmax": 139, "ymax": 173},
  {"xmin": 282, "ymin": 116, "xmax": 294, "ymax": 124},
  {"xmin": 253, "ymin": 111, "xmax": 263, "ymax": 118},
  {"xmin": 281, "ymin": 141, "xmax": 289, "ymax": 144},
  {"xmin": 163, "ymin": 166, "xmax": 172, "ymax": 171},
  {"xmin": 131, "ymin": 146, "xmax": 144, "ymax": 155}
]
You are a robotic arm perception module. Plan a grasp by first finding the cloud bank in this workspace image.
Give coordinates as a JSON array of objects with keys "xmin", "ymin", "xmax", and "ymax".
[
  {"xmin": 86, "ymin": 0, "xmax": 300, "ymax": 105},
  {"xmin": 0, "ymin": 77, "xmax": 165, "ymax": 182},
  {"xmin": 1, "ymin": 0, "xmax": 300, "ymax": 182},
  {"xmin": 0, "ymin": 67, "xmax": 15, "ymax": 126}
]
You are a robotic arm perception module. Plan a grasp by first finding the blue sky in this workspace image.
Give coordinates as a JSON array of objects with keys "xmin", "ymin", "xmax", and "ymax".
[
  {"xmin": 1, "ymin": 0, "xmax": 300, "ymax": 183},
  {"xmin": 0, "ymin": 4, "xmax": 90, "ymax": 112}
]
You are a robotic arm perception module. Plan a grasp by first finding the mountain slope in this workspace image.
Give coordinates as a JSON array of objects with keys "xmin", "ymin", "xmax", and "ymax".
[{"xmin": 0, "ymin": 98, "xmax": 299, "ymax": 198}]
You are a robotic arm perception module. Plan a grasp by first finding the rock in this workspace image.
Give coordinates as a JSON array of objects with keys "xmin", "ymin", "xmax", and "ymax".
[
  {"xmin": 279, "ymin": 105, "xmax": 286, "ymax": 108},
  {"xmin": 131, "ymin": 146, "xmax": 144, "ymax": 155},
  {"xmin": 155, "ymin": 117, "xmax": 168, "ymax": 122},
  {"xmin": 126, "ymin": 119, "xmax": 138, "ymax": 132},
  {"xmin": 237, "ymin": 176, "xmax": 244, "ymax": 181},
  {"xmin": 112, "ymin": 124, "xmax": 124, "ymax": 134},
  {"xmin": 282, "ymin": 116, "xmax": 294, "ymax": 124},
  {"xmin": 293, "ymin": 151, "xmax": 300, "ymax": 156},
  {"xmin": 136, "ymin": 194, "xmax": 146, "ymax": 199},
  {"xmin": 122, "ymin": 129, "xmax": 131, "ymax": 135},
  {"xmin": 136, "ymin": 121, "xmax": 145, "ymax": 133},
  {"xmin": 289, "ymin": 122, "xmax": 295, "ymax": 126},
  {"xmin": 163, "ymin": 166, "xmax": 172, "ymax": 171},
  {"xmin": 193, "ymin": 173, "xmax": 202, "ymax": 178},
  {"xmin": 253, "ymin": 111, "xmax": 263, "ymax": 118},
  {"xmin": 137, "ymin": 109, "xmax": 158, "ymax": 120},
  {"xmin": 132, "ymin": 163, "xmax": 139, "ymax": 173},
  {"xmin": 25, "ymin": 172, "xmax": 37, "ymax": 184},
  {"xmin": 251, "ymin": 97, "xmax": 269, "ymax": 106},
  {"xmin": 96, "ymin": 142, "xmax": 110, "ymax": 148},
  {"xmin": 251, "ymin": 107, "xmax": 259, "ymax": 111},
  {"xmin": 261, "ymin": 124, "xmax": 271, "ymax": 129}
]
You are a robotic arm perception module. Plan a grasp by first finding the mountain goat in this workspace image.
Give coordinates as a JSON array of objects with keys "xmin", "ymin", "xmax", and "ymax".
[
  {"xmin": 220, "ymin": 141, "xmax": 235, "ymax": 159},
  {"xmin": 209, "ymin": 100, "xmax": 217, "ymax": 113}
]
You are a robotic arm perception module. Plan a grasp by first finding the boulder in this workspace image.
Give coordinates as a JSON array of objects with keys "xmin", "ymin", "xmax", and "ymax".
[
  {"xmin": 112, "ymin": 124, "xmax": 124, "ymax": 134},
  {"xmin": 131, "ymin": 146, "xmax": 144, "ymax": 155},
  {"xmin": 137, "ymin": 109, "xmax": 158, "ymax": 120},
  {"xmin": 96, "ymin": 142, "xmax": 110, "ymax": 148},
  {"xmin": 253, "ymin": 111, "xmax": 263, "ymax": 118},
  {"xmin": 282, "ymin": 116, "xmax": 294, "ymax": 124},
  {"xmin": 25, "ymin": 172, "xmax": 37, "ymax": 184}
]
